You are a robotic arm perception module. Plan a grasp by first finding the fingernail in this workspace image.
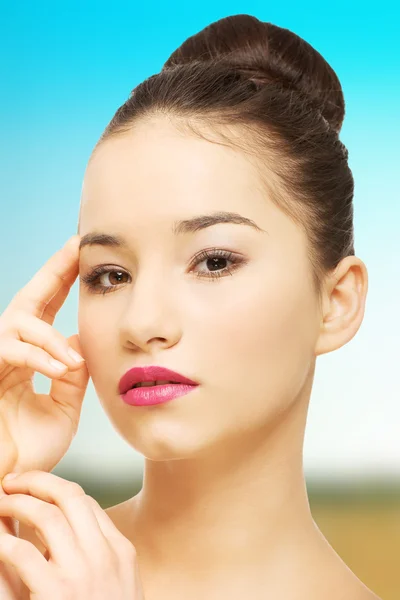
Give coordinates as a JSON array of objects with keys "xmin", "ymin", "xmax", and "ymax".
[
  {"xmin": 67, "ymin": 348, "xmax": 85, "ymax": 363},
  {"xmin": 3, "ymin": 473, "xmax": 18, "ymax": 482}
]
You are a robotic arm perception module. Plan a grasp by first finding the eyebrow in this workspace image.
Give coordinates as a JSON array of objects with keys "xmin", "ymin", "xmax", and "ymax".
[{"xmin": 78, "ymin": 211, "xmax": 267, "ymax": 250}]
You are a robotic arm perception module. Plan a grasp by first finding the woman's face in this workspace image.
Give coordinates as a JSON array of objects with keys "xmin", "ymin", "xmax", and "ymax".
[{"xmin": 77, "ymin": 117, "xmax": 321, "ymax": 460}]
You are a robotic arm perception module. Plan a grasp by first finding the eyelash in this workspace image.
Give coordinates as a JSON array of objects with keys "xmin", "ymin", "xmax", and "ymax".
[{"xmin": 80, "ymin": 248, "xmax": 245, "ymax": 295}]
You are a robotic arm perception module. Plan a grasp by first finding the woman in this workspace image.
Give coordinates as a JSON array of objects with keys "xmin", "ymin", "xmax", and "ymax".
[{"xmin": 0, "ymin": 13, "xmax": 381, "ymax": 600}]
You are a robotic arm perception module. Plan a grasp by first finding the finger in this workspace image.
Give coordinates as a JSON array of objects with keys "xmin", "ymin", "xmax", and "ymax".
[
  {"xmin": 0, "ymin": 532, "xmax": 56, "ymax": 597},
  {"xmin": 0, "ymin": 493, "xmax": 79, "ymax": 567},
  {"xmin": 1, "ymin": 471, "xmax": 112, "ymax": 559},
  {"xmin": 41, "ymin": 258, "xmax": 80, "ymax": 326},
  {"xmin": 83, "ymin": 495, "xmax": 137, "ymax": 553},
  {"xmin": 0, "ymin": 338, "xmax": 69, "ymax": 380},
  {"xmin": 6, "ymin": 235, "xmax": 80, "ymax": 320},
  {"xmin": 49, "ymin": 335, "xmax": 90, "ymax": 431},
  {"xmin": 7, "ymin": 310, "xmax": 85, "ymax": 370}
]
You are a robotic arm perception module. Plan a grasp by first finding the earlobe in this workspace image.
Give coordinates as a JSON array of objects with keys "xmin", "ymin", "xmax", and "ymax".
[{"xmin": 314, "ymin": 256, "xmax": 368, "ymax": 357}]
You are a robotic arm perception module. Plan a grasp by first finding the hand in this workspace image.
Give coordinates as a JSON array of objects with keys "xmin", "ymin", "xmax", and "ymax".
[
  {"xmin": 0, "ymin": 471, "xmax": 145, "ymax": 599},
  {"xmin": 0, "ymin": 235, "xmax": 90, "ymax": 478}
]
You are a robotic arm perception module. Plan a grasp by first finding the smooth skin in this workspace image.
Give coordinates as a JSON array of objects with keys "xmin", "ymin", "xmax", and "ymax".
[
  {"xmin": 77, "ymin": 117, "xmax": 379, "ymax": 600},
  {"xmin": 0, "ymin": 115, "xmax": 381, "ymax": 599}
]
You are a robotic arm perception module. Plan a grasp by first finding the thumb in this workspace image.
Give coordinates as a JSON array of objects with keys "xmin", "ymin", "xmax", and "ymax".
[{"xmin": 49, "ymin": 334, "xmax": 90, "ymax": 435}]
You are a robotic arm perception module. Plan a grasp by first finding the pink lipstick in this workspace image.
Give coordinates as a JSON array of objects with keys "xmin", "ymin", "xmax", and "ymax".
[{"xmin": 118, "ymin": 365, "xmax": 199, "ymax": 407}]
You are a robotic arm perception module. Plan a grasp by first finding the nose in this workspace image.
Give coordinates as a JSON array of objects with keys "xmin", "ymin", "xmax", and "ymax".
[{"xmin": 118, "ymin": 270, "xmax": 181, "ymax": 351}]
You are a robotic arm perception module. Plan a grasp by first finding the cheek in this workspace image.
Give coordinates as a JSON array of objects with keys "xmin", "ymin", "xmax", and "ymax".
[
  {"xmin": 194, "ymin": 267, "xmax": 317, "ymax": 408},
  {"xmin": 77, "ymin": 303, "xmax": 118, "ymax": 380}
]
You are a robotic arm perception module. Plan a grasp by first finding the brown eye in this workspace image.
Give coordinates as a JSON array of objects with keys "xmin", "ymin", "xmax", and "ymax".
[
  {"xmin": 81, "ymin": 267, "xmax": 130, "ymax": 294},
  {"xmin": 190, "ymin": 249, "xmax": 245, "ymax": 280},
  {"xmin": 105, "ymin": 271, "xmax": 129, "ymax": 286}
]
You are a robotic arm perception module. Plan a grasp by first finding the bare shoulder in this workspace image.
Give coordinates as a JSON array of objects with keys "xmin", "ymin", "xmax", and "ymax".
[{"xmin": 104, "ymin": 509, "xmax": 382, "ymax": 600}]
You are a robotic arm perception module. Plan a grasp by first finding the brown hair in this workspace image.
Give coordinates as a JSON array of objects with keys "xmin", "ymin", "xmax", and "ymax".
[{"xmin": 92, "ymin": 14, "xmax": 355, "ymax": 305}]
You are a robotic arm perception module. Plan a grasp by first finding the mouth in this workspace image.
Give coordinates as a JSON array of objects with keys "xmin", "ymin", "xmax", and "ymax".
[
  {"xmin": 118, "ymin": 365, "xmax": 199, "ymax": 395},
  {"xmin": 131, "ymin": 380, "xmax": 181, "ymax": 388}
]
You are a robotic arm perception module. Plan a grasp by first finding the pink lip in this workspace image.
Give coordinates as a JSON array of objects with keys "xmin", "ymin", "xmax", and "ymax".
[
  {"xmin": 121, "ymin": 383, "xmax": 197, "ymax": 406},
  {"xmin": 118, "ymin": 365, "xmax": 199, "ymax": 406}
]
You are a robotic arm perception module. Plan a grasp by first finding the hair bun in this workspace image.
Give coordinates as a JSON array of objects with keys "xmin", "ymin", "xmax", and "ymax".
[{"xmin": 164, "ymin": 14, "xmax": 345, "ymax": 134}]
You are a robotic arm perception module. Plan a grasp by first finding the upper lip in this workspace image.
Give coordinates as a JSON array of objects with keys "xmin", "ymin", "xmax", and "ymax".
[{"xmin": 118, "ymin": 365, "xmax": 199, "ymax": 395}]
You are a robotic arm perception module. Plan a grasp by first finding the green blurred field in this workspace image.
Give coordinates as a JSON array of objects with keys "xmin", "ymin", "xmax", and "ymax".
[{"xmin": 69, "ymin": 474, "xmax": 400, "ymax": 600}]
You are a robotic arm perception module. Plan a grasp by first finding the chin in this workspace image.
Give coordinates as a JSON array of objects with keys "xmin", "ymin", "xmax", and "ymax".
[{"xmin": 115, "ymin": 416, "xmax": 219, "ymax": 461}]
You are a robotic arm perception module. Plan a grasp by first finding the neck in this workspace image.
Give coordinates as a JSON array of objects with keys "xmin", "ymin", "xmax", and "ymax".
[
  {"xmin": 120, "ymin": 378, "xmax": 371, "ymax": 599},
  {"xmin": 128, "ymin": 394, "xmax": 318, "ymax": 577}
]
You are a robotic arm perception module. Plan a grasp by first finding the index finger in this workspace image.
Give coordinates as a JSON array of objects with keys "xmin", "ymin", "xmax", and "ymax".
[{"xmin": 8, "ymin": 235, "xmax": 81, "ymax": 319}]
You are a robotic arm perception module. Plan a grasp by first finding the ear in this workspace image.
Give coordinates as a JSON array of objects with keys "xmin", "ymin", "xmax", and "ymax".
[{"xmin": 314, "ymin": 256, "xmax": 368, "ymax": 357}]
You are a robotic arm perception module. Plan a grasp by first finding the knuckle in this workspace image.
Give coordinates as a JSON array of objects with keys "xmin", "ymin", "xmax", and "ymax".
[
  {"xmin": 29, "ymin": 345, "xmax": 44, "ymax": 365},
  {"xmin": 4, "ymin": 309, "xmax": 29, "ymax": 336},
  {"xmin": 0, "ymin": 534, "xmax": 34, "ymax": 559},
  {"xmin": 0, "ymin": 532, "xmax": 18, "ymax": 553},
  {"xmin": 39, "ymin": 503, "xmax": 61, "ymax": 524},
  {"xmin": 27, "ymin": 347, "xmax": 39, "ymax": 365},
  {"xmin": 85, "ymin": 495, "xmax": 101, "ymax": 509},
  {"xmin": 89, "ymin": 544, "xmax": 114, "ymax": 569},
  {"xmin": 8, "ymin": 308, "xmax": 26, "ymax": 325},
  {"xmin": 44, "ymin": 328, "xmax": 66, "ymax": 350},
  {"xmin": 7, "ymin": 493, "xmax": 25, "ymax": 508},
  {"xmin": 67, "ymin": 482, "xmax": 86, "ymax": 496},
  {"xmin": 28, "ymin": 469, "xmax": 44, "ymax": 477},
  {"xmin": 0, "ymin": 316, "xmax": 14, "ymax": 338},
  {"xmin": 119, "ymin": 538, "xmax": 138, "ymax": 559}
]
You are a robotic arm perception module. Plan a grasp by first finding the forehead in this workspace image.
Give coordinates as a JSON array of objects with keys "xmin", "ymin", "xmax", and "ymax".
[
  {"xmin": 79, "ymin": 119, "xmax": 269, "ymax": 226},
  {"xmin": 87, "ymin": 117, "xmax": 250, "ymax": 179}
]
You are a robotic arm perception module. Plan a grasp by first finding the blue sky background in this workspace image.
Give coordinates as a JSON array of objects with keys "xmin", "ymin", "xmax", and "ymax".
[{"xmin": 1, "ymin": 1, "xmax": 399, "ymax": 483}]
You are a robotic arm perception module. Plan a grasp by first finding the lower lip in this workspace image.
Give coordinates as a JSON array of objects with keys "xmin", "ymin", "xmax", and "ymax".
[{"xmin": 121, "ymin": 383, "xmax": 198, "ymax": 406}]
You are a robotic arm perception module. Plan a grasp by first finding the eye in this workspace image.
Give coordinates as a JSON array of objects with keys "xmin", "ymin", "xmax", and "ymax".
[
  {"xmin": 189, "ymin": 248, "xmax": 245, "ymax": 281},
  {"xmin": 80, "ymin": 248, "xmax": 246, "ymax": 295},
  {"xmin": 80, "ymin": 267, "xmax": 130, "ymax": 295}
]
